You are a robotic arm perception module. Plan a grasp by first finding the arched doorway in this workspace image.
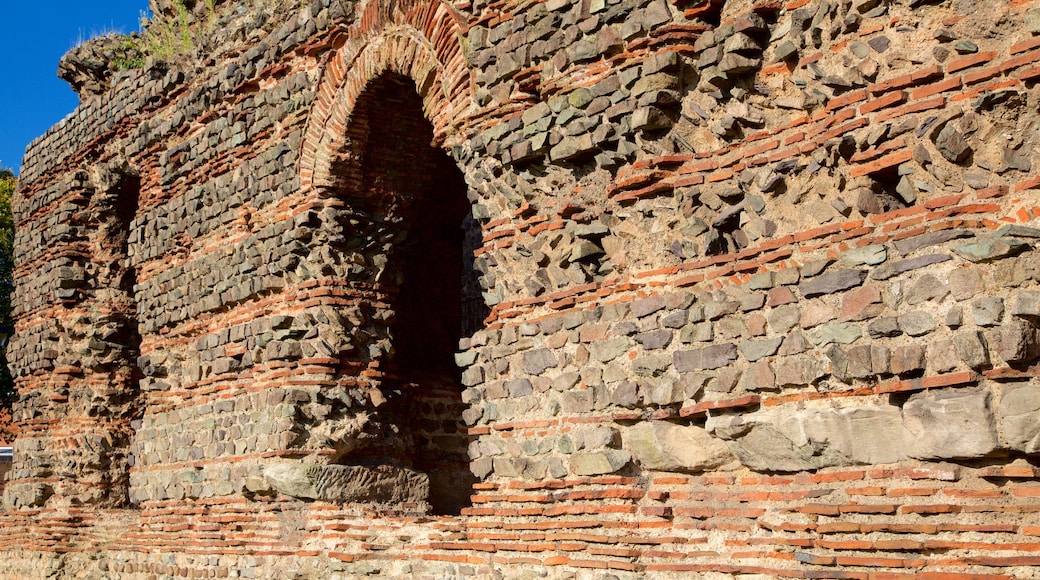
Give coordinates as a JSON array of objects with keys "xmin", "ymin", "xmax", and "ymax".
[{"xmin": 338, "ymin": 72, "xmax": 483, "ymax": 514}]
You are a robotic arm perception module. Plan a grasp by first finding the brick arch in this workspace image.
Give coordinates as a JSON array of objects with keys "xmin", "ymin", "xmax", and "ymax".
[{"xmin": 300, "ymin": 0, "xmax": 473, "ymax": 191}]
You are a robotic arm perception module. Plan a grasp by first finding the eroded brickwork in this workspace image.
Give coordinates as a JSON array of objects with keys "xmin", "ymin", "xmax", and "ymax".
[{"xmin": 2, "ymin": 0, "xmax": 1040, "ymax": 577}]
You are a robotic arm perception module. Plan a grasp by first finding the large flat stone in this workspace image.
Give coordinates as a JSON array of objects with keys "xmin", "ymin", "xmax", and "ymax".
[
  {"xmin": 674, "ymin": 343, "xmax": 737, "ymax": 371},
  {"xmin": 904, "ymin": 389, "xmax": 999, "ymax": 460},
  {"xmin": 798, "ymin": 270, "xmax": 868, "ymax": 298},
  {"xmin": 569, "ymin": 450, "xmax": 631, "ymax": 476},
  {"xmin": 623, "ymin": 421, "xmax": 737, "ymax": 473},
  {"xmin": 263, "ymin": 461, "xmax": 430, "ymax": 504}
]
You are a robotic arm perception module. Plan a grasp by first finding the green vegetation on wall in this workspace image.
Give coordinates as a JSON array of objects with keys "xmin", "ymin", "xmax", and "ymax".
[{"xmin": 0, "ymin": 170, "xmax": 15, "ymax": 411}]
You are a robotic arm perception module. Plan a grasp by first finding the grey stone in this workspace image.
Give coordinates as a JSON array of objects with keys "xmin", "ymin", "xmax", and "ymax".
[
  {"xmin": 454, "ymin": 351, "xmax": 478, "ymax": 367},
  {"xmin": 507, "ymin": 379, "xmax": 534, "ymax": 397},
  {"xmin": 778, "ymin": 331, "xmax": 811, "ymax": 356},
  {"xmin": 711, "ymin": 415, "xmax": 821, "ymax": 472},
  {"xmin": 928, "ymin": 340, "xmax": 961, "ymax": 373},
  {"xmin": 630, "ymin": 296, "xmax": 666, "ymax": 318},
  {"xmin": 999, "ymin": 384, "xmax": 1040, "ymax": 453},
  {"xmin": 996, "ymin": 225, "xmax": 1040, "ymax": 239},
  {"xmin": 635, "ymin": 330, "xmax": 673, "ymax": 350},
  {"xmin": 711, "ymin": 405, "xmax": 910, "ymax": 472},
  {"xmin": 991, "ymin": 319, "xmax": 1040, "ymax": 365},
  {"xmin": 954, "ymin": 331, "xmax": 989, "ymax": 369},
  {"xmin": 523, "ymin": 348, "xmax": 558, "ymax": 375},
  {"xmin": 263, "ymin": 461, "xmax": 430, "ymax": 504},
  {"xmin": 633, "ymin": 355, "xmax": 672, "ymax": 377},
  {"xmin": 623, "ymin": 421, "xmax": 737, "ymax": 473},
  {"xmin": 800, "ymin": 259, "xmax": 834, "ymax": 278},
  {"xmin": 891, "ymin": 345, "xmax": 926, "ymax": 375},
  {"xmin": 954, "ymin": 40, "xmax": 979, "ymax": 53},
  {"xmin": 579, "ymin": 426, "xmax": 619, "ymax": 450},
  {"xmin": 953, "ymin": 238, "xmax": 1031, "ymax": 263},
  {"xmin": 591, "ymin": 338, "xmax": 630, "ymax": 362},
  {"xmin": 949, "ymin": 268, "xmax": 984, "ymax": 300},
  {"xmin": 552, "ymin": 372, "xmax": 581, "ymax": 392},
  {"xmin": 935, "ymin": 123, "xmax": 972, "ymax": 164},
  {"xmin": 904, "ymin": 389, "xmax": 999, "ymax": 460},
  {"xmin": 1026, "ymin": 8, "xmax": 1040, "ymax": 34},
  {"xmin": 774, "ymin": 354, "xmax": 827, "ymax": 387},
  {"xmin": 674, "ymin": 344, "xmax": 738, "ymax": 371},
  {"xmin": 893, "ymin": 229, "xmax": 973, "ymax": 256},
  {"xmin": 898, "ymin": 311, "xmax": 937, "ymax": 337},
  {"xmin": 569, "ymin": 450, "xmax": 631, "ymax": 475},
  {"xmin": 569, "ymin": 240, "xmax": 604, "ymax": 261},
  {"xmin": 612, "ymin": 380, "xmax": 640, "ymax": 407},
  {"xmin": 775, "ymin": 40, "xmax": 798, "ymax": 61},
  {"xmin": 661, "ymin": 311, "xmax": 687, "ymax": 328},
  {"xmin": 871, "ymin": 254, "xmax": 951, "ymax": 280},
  {"xmin": 841, "ymin": 245, "xmax": 887, "ymax": 267},
  {"xmin": 803, "ymin": 406, "xmax": 910, "ymax": 465},
  {"xmin": 646, "ymin": 377, "xmax": 685, "ymax": 404},
  {"xmin": 810, "ymin": 322, "xmax": 863, "ymax": 347},
  {"xmin": 680, "ymin": 322, "xmax": 713, "ymax": 343},
  {"xmin": 769, "ymin": 306, "xmax": 801, "ymax": 334},
  {"xmin": 972, "ymin": 297, "xmax": 1004, "ymax": 326},
  {"xmin": 1011, "ymin": 291, "xmax": 1040, "ymax": 321},
  {"xmin": 906, "ymin": 274, "xmax": 948, "ymax": 305},
  {"xmin": 739, "ymin": 337, "xmax": 784, "ymax": 362},
  {"xmin": 798, "ymin": 270, "xmax": 867, "ymax": 298},
  {"xmin": 743, "ymin": 360, "xmax": 775, "ymax": 391},
  {"xmin": 868, "ymin": 35, "xmax": 890, "ymax": 52},
  {"xmin": 561, "ymin": 390, "xmax": 595, "ymax": 413}
]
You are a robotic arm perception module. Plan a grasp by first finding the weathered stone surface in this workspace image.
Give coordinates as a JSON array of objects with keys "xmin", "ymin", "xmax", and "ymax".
[
  {"xmin": 841, "ymin": 245, "xmax": 886, "ymax": 267},
  {"xmin": 674, "ymin": 344, "xmax": 738, "ymax": 371},
  {"xmin": 999, "ymin": 384, "xmax": 1040, "ymax": 453},
  {"xmin": 872, "ymin": 254, "xmax": 951, "ymax": 280},
  {"xmin": 623, "ymin": 421, "xmax": 737, "ymax": 473},
  {"xmin": 8, "ymin": 0, "xmax": 1040, "ymax": 569},
  {"xmin": 893, "ymin": 230, "xmax": 973, "ymax": 256},
  {"xmin": 954, "ymin": 331, "xmax": 990, "ymax": 370},
  {"xmin": 953, "ymin": 238, "xmax": 1031, "ymax": 263},
  {"xmin": 898, "ymin": 311, "xmax": 937, "ymax": 337},
  {"xmin": 263, "ymin": 462, "xmax": 430, "ymax": 504},
  {"xmin": 798, "ymin": 270, "xmax": 867, "ymax": 298},
  {"xmin": 569, "ymin": 450, "xmax": 631, "ymax": 475},
  {"xmin": 935, "ymin": 124, "xmax": 972, "ymax": 164},
  {"xmin": 591, "ymin": 338, "xmax": 630, "ymax": 362},
  {"xmin": 972, "ymin": 297, "xmax": 1004, "ymax": 327},
  {"xmin": 991, "ymin": 319, "xmax": 1040, "ymax": 365},
  {"xmin": 904, "ymin": 390, "xmax": 999, "ymax": 460},
  {"xmin": 1011, "ymin": 291, "xmax": 1040, "ymax": 321},
  {"xmin": 906, "ymin": 274, "xmax": 948, "ymax": 305},
  {"xmin": 523, "ymin": 348, "xmax": 559, "ymax": 375},
  {"xmin": 711, "ymin": 405, "xmax": 911, "ymax": 471},
  {"xmin": 810, "ymin": 322, "xmax": 863, "ymax": 347}
]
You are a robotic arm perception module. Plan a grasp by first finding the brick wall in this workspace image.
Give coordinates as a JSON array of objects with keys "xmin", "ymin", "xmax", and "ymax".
[{"xmin": 1, "ymin": 0, "xmax": 1039, "ymax": 577}]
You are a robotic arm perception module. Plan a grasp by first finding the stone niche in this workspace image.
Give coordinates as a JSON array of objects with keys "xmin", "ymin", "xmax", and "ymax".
[{"xmin": 2, "ymin": 0, "xmax": 1040, "ymax": 577}]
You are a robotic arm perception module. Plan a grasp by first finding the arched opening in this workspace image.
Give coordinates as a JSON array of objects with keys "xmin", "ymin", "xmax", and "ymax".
[{"xmin": 336, "ymin": 72, "xmax": 484, "ymax": 514}]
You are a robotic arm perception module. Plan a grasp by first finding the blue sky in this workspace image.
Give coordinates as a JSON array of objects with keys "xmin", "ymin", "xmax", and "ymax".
[{"xmin": 0, "ymin": 1, "xmax": 148, "ymax": 174}]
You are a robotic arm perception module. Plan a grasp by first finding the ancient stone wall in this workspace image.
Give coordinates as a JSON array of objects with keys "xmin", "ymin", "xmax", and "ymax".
[{"xmin": 2, "ymin": 0, "xmax": 1040, "ymax": 577}]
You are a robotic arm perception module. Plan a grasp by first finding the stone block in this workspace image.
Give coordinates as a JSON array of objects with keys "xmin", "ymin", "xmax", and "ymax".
[
  {"xmin": 904, "ymin": 389, "xmax": 999, "ymax": 460},
  {"xmin": 263, "ymin": 462, "xmax": 430, "ymax": 504},
  {"xmin": 674, "ymin": 344, "xmax": 738, "ymax": 371},
  {"xmin": 569, "ymin": 450, "xmax": 631, "ymax": 475},
  {"xmin": 998, "ymin": 384, "xmax": 1040, "ymax": 453},
  {"xmin": 622, "ymin": 421, "xmax": 737, "ymax": 473}
]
